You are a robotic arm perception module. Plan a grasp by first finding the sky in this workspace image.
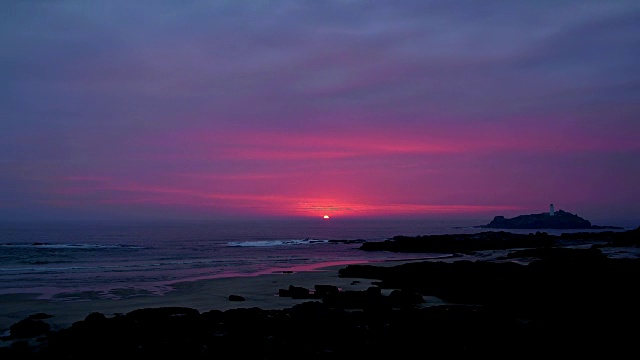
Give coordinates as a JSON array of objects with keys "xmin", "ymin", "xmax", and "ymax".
[{"xmin": 1, "ymin": 0, "xmax": 639, "ymax": 225}]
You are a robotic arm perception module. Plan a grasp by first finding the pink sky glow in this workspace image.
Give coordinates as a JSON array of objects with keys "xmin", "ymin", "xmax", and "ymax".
[{"xmin": 1, "ymin": 1, "xmax": 639, "ymax": 226}]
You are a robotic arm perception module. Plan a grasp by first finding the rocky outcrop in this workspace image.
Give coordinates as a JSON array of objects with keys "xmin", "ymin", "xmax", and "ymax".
[
  {"xmin": 358, "ymin": 227, "xmax": 638, "ymax": 254},
  {"xmin": 359, "ymin": 230, "xmax": 556, "ymax": 253}
]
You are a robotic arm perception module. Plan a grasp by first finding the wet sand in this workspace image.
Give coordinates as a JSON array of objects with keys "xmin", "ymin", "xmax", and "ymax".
[{"xmin": 0, "ymin": 259, "xmax": 433, "ymax": 334}]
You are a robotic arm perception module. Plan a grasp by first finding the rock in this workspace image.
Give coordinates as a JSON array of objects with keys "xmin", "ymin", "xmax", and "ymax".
[
  {"xmin": 126, "ymin": 306, "xmax": 200, "ymax": 320},
  {"xmin": 322, "ymin": 286, "xmax": 387, "ymax": 309},
  {"xmin": 26, "ymin": 313, "xmax": 53, "ymax": 321},
  {"xmin": 9, "ymin": 318, "xmax": 50, "ymax": 339},
  {"xmin": 279, "ymin": 285, "xmax": 313, "ymax": 299},
  {"xmin": 84, "ymin": 312, "xmax": 108, "ymax": 323},
  {"xmin": 314, "ymin": 284, "xmax": 339, "ymax": 297},
  {"xmin": 359, "ymin": 231, "xmax": 556, "ymax": 253},
  {"xmin": 388, "ymin": 289, "xmax": 425, "ymax": 307}
]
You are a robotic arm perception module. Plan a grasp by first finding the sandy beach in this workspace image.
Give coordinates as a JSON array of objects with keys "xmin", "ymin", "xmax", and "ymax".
[{"xmin": 0, "ymin": 259, "xmax": 434, "ymax": 334}]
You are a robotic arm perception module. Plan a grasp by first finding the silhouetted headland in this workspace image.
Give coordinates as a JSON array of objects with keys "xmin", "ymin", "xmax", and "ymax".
[{"xmin": 477, "ymin": 206, "xmax": 622, "ymax": 230}]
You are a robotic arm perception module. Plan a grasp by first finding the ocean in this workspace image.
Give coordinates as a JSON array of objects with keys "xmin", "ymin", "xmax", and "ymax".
[{"xmin": 0, "ymin": 217, "xmax": 633, "ymax": 301}]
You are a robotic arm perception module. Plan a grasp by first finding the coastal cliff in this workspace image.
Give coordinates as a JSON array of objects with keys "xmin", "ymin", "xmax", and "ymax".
[{"xmin": 478, "ymin": 209, "xmax": 622, "ymax": 230}]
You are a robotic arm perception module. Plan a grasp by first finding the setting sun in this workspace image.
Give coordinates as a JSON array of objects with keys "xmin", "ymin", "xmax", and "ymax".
[{"xmin": 323, "ymin": 215, "xmax": 330, "ymax": 219}]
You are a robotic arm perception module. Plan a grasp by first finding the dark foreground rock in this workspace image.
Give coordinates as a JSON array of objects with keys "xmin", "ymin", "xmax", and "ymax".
[
  {"xmin": 358, "ymin": 226, "xmax": 638, "ymax": 253},
  {"xmin": 3, "ymin": 303, "xmax": 535, "ymax": 359},
  {"xmin": 2, "ymin": 230, "xmax": 639, "ymax": 359}
]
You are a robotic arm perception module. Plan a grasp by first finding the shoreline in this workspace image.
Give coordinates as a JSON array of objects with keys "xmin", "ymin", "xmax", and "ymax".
[
  {"xmin": 3, "ymin": 226, "xmax": 638, "ymax": 334},
  {"xmin": 0, "ymin": 256, "xmax": 437, "ymax": 334},
  {"xmin": 2, "ymin": 229, "xmax": 639, "ymax": 358}
]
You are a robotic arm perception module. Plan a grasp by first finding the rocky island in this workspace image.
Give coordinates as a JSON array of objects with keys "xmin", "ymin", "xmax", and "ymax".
[{"xmin": 478, "ymin": 204, "xmax": 623, "ymax": 230}]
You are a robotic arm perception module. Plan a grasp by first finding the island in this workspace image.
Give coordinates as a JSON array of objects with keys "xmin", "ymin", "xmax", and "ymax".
[{"xmin": 478, "ymin": 204, "xmax": 623, "ymax": 230}]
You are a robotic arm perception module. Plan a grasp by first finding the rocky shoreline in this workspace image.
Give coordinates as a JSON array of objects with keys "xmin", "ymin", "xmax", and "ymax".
[{"xmin": 2, "ymin": 227, "xmax": 639, "ymax": 359}]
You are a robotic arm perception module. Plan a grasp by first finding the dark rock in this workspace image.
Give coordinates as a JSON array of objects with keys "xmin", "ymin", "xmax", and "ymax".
[
  {"xmin": 322, "ymin": 286, "xmax": 387, "ymax": 309},
  {"xmin": 314, "ymin": 284, "xmax": 339, "ymax": 297},
  {"xmin": 287, "ymin": 301, "xmax": 329, "ymax": 320},
  {"xmin": 359, "ymin": 231, "xmax": 556, "ymax": 253},
  {"xmin": 388, "ymin": 289, "xmax": 425, "ymax": 307},
  {"xmin": 358, "ymin": 227, "xmax": 637, "ymax": 254},
  {"xmin": 506, "ymin": 246, "xmax": 607, "ymax": 263},
  {"xmin": 26, "ymin": 313, "xmax": 53, "ymax": 321},
  {"xmin": 279, "ymin": 285, "xmax": 314, "ymax": 299},
  {"xmin": 83, "ymin": 312, "xmax": 108, "ymax": 324},
  {"xmin": 126, "ymin": 306, "xmax": 200, "ymax": 321},
  {"xmin": 9, "ymin": 318, "xmax": 50, "ymax": 338},
  {"xmin": 228, "ymin": 294, "xmax": 246, "ymax": 301}
]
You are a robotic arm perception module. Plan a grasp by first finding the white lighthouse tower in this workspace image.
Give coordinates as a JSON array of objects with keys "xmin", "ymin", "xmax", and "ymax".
[{"xmin": 549, "ymin": 203, "xmax": 555, "ymax": 216}]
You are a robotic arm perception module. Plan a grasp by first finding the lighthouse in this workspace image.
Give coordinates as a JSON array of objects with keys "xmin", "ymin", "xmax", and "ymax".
[{"xmin": 549, "ymin": 204, "xmax": 555, "ymax": 216}]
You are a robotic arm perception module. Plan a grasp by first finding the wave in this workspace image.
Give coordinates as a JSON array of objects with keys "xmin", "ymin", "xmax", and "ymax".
[
  {"xmin": 0, "ymin": 242, "xmax": 145, "ymax": 250},
  {"xmin": 0, "ymin": 257, "xmax": 236, "ymax": 273},
  {"xmin": 227, "ymin": 238, "xmax": 330, "ymax": 247}
]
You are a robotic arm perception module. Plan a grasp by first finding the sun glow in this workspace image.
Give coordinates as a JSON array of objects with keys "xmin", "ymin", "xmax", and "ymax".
[{"xmin": 323, "ymin": 215, "xmax": 330, "ymax": 219}]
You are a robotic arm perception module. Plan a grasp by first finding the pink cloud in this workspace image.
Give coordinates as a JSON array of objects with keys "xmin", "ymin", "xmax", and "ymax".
[
  {"xmin": 134, "ymin": 121, "xmax": 639, "ymax": 168},
  {"xmin": 48, "ymin": 174, "xmax": 523, "ymax": 219}
]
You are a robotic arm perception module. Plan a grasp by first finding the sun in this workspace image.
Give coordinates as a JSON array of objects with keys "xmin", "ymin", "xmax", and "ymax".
[{"xmin": 323, "ymin": 215, "xmax": 330, "ymax": 219}]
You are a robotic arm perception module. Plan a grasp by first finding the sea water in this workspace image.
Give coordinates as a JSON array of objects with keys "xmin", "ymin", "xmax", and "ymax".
[{"xmin": 0, "ymin": 217, "xmax": 632, "ymax": 300}]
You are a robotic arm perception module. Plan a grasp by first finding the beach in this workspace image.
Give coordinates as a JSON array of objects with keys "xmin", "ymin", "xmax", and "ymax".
[
  {"xmin": 0, "ymin": 218, "xmax": 472, "ymax": 334},
  {"xmin": 2, "ymin": 228, "xmax": 639, "ymax": 358},
  {"xmin": 0, "ymin": 260, "xmax": 423, "ymax": 333}
]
